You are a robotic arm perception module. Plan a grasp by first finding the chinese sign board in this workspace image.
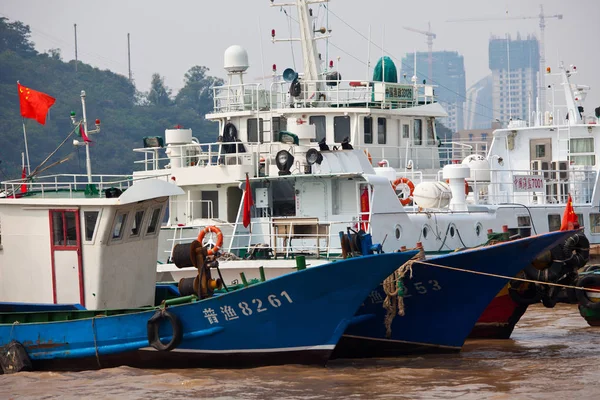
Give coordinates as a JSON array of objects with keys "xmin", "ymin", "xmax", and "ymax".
[{"xmin": 513, "ymin": 175, "xmax": 545, "ymax": 192}]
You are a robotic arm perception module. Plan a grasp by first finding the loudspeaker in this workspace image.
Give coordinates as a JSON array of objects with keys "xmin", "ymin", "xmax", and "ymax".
[{"xmin": 283, "ymin": 68, "xmax": 298, "ymax": 82}]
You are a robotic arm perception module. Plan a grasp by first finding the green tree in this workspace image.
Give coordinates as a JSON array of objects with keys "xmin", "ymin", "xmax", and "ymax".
[
  {"xmin": 147, "ymin": 73, "xmax": 171, "ymax": 107},
  {"xmin": 0, "ymin": 17, "xmax": 37, "ymax": 56},
  {"xmin": 175, "ymin": 66, "xmax": 223, "ymax": 116}
]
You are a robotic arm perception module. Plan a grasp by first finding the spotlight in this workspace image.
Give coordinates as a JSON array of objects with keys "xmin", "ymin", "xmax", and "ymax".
[
  {"xmin": 341, "ymin": 137, "xmax": 353, "ymax": 150},
  {"xmin": 318, "ymin": 137, "xmax": 330, "ymax": 151},
  {"xmin": 275, "ymin": 150, "xmax": 294, "ymax": 175},
  {"xmin": 306, "ymin": 148, "xmax": 323, "ymax": 165}
]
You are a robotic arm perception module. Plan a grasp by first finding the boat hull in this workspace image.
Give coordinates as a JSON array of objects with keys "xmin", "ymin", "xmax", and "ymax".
[
  {"xmin": 0, "ymin": 251, "xmax": 416, "ymax": 370},
  {"xmin": 334, "ymin": 230, "xmax": 574, "ymax": 358}
]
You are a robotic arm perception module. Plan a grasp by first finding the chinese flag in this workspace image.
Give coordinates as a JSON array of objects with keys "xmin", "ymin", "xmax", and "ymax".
[
  {"xmin": 79, "ymin": 123, "xmax": 91, "ymax": 143},
  {"xmin": 560, "ymin": 194, "xmax": 579, "ymax": 231},
  {"xmin": 242, "ymin": 173, "xmax": 253, "ymax": 229},
  {"xmin": 17, "ymin": 82, "xmax": 56, "ymax": 125},
  {"xmin": 20, "ymin": 167, "xmax": 27, "ymax": 194}
]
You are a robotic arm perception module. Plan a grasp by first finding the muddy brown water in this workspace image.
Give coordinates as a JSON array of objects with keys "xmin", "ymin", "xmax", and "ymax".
[{"xmin": 1, "ymin": 304, "xmax": 599, "ymax": 399}]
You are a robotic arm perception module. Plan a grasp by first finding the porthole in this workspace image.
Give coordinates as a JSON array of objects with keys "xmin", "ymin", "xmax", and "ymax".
[
  {"xmin": 475, "ymin": 222, "xmax": 483, "ymax": 237},
  {"xmin": 449, "ymin": 225, "xmax": 456, "ymax": 238},
  {"xmin": 395, "ymin": 224, "xmax": 402, "ymax": 240},
  {"xmin": 422, "ymin": 226, "xmax": 428, "ymax": 239}
]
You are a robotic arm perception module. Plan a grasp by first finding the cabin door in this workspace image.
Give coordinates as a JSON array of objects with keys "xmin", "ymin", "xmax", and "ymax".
[{"xmin": 49, "ymin": 209, "xmax": 84, "ymax": 306}]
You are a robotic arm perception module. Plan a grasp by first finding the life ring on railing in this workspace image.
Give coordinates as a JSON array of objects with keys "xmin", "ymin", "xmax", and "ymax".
[
  {"xmin": 392, "ymin": 178, "xmax": 415, "ymax": 206},
  {"xmin": 364, "ymin": 150, "xmax": 372, "ymax": 165},
  {"xmin": 197, "ymin": 226, "xmax": 223, "ymax": 256}
]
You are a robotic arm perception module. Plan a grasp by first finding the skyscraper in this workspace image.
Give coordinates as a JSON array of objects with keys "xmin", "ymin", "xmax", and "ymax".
[
  {"xmin": 488, "ymin": 34, "xmax": 540, "ymax": 124},
  {"xmin": 401, "ymin": 51, "xmax": 466, "ymax": 132}
]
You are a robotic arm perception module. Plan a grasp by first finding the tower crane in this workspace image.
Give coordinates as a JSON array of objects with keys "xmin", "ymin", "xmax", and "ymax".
[
  {"xmin": 402, "ymin": 22, "xmax": 436, "ymax": 82},
  {"xmin": 446, "ymin": 4, "xmax": 563, "ymax": 112}
]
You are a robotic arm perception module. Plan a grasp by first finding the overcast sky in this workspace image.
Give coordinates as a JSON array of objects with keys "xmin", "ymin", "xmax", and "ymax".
[{"xmin": 2, "ymin": 0, "xmax": 599, "ymax": 114}]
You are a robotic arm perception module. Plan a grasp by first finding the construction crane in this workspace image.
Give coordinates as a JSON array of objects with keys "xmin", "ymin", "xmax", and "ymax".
[
  {"xmin": 402, "ymin": 22, "xmax": 436, "ymax": 83},
  {"xmin": 447, "ymin": 4, "xmax": 563, "ymax": 112}
]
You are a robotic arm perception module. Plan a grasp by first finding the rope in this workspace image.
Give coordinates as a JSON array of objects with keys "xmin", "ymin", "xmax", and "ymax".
[
  {"xmin": 412, "ymin": 259, "xmax": 600, "ymax": 293},
  {"xmin": 91, "ymin": 317, "xmax": 101, "ymax": 368},
  {"xmin": 382, "ymin": 249, "xmax": 424, "ymax": 338}
]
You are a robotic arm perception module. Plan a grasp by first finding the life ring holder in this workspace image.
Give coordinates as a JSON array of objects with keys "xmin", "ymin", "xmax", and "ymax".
[
  {"xmin": 197, "ymin": 226, "xmax": 224, "ymax": 256},
  {"xmin": 392, "ymin": 178, "xmax": 415, "ymax": 206},
  {"xmin": 147, "ymin": 309, "xmax": 183, "ymax": 351}
]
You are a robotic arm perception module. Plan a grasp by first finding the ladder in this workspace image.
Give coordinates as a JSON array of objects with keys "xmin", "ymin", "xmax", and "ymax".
[{"xmin": 556, "ymin": 125, "xmax": 571, "ymax": 163}]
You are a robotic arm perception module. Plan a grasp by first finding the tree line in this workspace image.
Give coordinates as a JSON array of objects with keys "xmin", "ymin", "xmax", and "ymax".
[{"xmin": 0, "ymin": 17, "xmax": 223, "ymax": 179}]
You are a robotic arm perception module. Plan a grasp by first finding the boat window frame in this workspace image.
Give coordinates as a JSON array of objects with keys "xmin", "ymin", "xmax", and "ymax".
[
  {"xmin": 83, "ymin": 209, "xmax": 102, "ymax": 244},
  {"xmin": 50, "ymin": 209, "xmax": 80, "ymax": 250},
  {"xmin": 363, "ymin": 116, "xmax": 373, "ymax": 144},
  {"xmin": 129, "ymin": 209, "xmax": 146, "ymax": 239},
  {"xmin": 110, "ymin": 210, "xmax": 129, "ymax": 243},
  {"xmin": 309, "ymin": 115, "xmax": 326, "ymax": 143},
  {"xmin": 547, "ymin": 214, "xmax": 561, "ymax": 231},
  {"xmin": 413, "ymin": 119, "xmax": 423, "ymax": 146},
  {"xmin": 247, "ymin": 118, "xmax": 264, "ymax": 143},
  {"xmin": 334, "ymin": 115, "xmax": 351, "ymax": 143},
  {"xmin": 377, "ymin": 117, "xmax": 387, "ymax": 144},
  {"xmin": 145, "ymin": 206, "xmax": 163, "ymax": 237}
]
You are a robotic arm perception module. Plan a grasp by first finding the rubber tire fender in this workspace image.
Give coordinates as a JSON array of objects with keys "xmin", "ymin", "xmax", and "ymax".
[
  {"xmin": 576, "ymin": 274, "xmax": 600, "ymax": 311},
  {"xmin": 508, "ymin": 281, "xmax": 542, "ymax": 306},
  {"xmin": 147, "ymin": 309, "xmax": 183, "ymax": 351},
  {"xmin": 563, "ymin": 232, "xmax": 590, "ymax": 270}
]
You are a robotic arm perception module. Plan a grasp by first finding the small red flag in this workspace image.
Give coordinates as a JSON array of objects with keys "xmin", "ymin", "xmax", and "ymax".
[
  {"xmin": 79, "ymin": 123, "xmax": 91, "ymax": 143},
  {"xmin": 17, "ymin": 82, "xmax": 56, "ymax": 125},
  {"xmin": 21, "ymin": 167, "xmax": 27, "ymax": 194},
  {"xmin": 242, "ymin": 174, "xmax": 253, "ymax": 229},
  {"xmin": 560, "ymin": 194, "xmax": 579, "ymax": 231}
]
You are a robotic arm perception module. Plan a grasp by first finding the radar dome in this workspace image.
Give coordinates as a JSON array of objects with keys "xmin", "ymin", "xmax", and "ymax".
[
  {"xmin": 224, "ymin": 45, "xmax": 249, "ymax": 73},
  {"xmin": 462, "ymin": 154, "xmax": 491, "ymax": 182}
]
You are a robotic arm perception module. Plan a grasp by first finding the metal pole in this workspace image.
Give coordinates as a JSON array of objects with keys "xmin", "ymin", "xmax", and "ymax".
[
  {"xmin": 127, "ymin": 33, "xmax": 132, "ymax": 82},
  {"xmin": 21, "ymin": 118, "xmax": 31, "ymax": 175},
  {"xmin": 80, "ymin": 90, "xmax": 92, "ymax": 182},
  {"xmin": 74, "ymin": 24, "xmax": 78, "ymax": 73}
]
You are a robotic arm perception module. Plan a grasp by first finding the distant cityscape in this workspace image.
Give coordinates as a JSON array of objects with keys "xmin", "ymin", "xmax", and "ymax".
[{"xmin": 400, "ymin": 33, "xmax": 542, "ymax": 147}]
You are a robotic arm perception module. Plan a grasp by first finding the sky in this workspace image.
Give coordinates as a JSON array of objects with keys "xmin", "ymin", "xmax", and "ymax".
[{"xmin": 2, "ymin": 0, "xmax": 599, "ymax": 115}]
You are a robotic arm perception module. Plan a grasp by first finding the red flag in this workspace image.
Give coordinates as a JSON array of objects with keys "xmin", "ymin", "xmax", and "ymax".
[
  {"xmin": 20, "ymin": 167, "xmax": 27, "ymax": 194},
  {"xmin": 243, "ymin": 174, "xmax": 253, "ymax": 229},
  {"xmin": 560, "ymin": 194, "xmax": 579, "ymax": 231},
  {"xmin": 79, "ymin": 123, "xmax": 91, "ymax": 143},
  {"xmin": 17, "ymin": 82, "xmax": 56, "ymax": 125}
]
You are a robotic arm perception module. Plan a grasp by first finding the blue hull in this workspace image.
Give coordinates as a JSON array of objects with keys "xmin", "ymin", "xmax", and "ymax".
[
  {"xmin": 0, "ymin": 251, "xmax": 417, "ymax": 370},
  {"xmin": 336, "ymin": 230, "xmax": 575, "ymax": 357}
]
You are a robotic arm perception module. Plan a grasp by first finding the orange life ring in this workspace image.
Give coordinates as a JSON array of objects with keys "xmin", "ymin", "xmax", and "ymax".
[
  {"xmin": 364, "ymin": 149, "xmax": 372, "ymax": 165},
  {"xmin": 197, "ymin": 226, "xmax": 223, "ymax": 256},
  {"xmin": 392, "ymin": 177, "xmax": 415, "ymax": 206}
]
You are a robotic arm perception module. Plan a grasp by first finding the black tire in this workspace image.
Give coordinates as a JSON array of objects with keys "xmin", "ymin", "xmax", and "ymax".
[
  {"xmin": 563, "ymin": 233, "xmax": 590, "ymax": 270},
  {"xmin": 508, "ymin": 280, "xmax": 542, "ymax": 305},
  {"xmin": 576, "ymin": 274, "xmax": 600, "ymax": 311},
  {"xmin": 147, "ymin": 309, "xmax": 183, "ymax": 351},
  {"xmin": 582, "ymin": 264, "xmax": 600, "ymax": 273},
  {"xmin": 524, "ymin": 260, "xmax": 567, "ymax": 283}
]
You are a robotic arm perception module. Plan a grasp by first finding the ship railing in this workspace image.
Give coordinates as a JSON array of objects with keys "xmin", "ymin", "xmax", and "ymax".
[
  {"xmin": 169, "ymin": 199, "xmax": 215, "ymax": 222},
  {"xmin": 462, "ymin": 166, "xmax": 597, "ymax": 206},
  {"xmin": 0, "ymin": 173, "xmax": 144, "ymax": 198},
  {"xmin": 209, "ymin": 80, "xmax": 437, "ymax": 113},
  {"xmin": 133, "ymin": 141, "xmax": 263, "ymax": 173},
  {"xmin": 162, "ymin": 217, "xmax": 373, "ymax": 262}
]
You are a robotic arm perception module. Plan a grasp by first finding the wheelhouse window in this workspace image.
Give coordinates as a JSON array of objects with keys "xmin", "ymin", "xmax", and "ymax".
[
  {"xmin": 272, "ymin": 117, "xmax": 287, "ymax": 138},
  {"xmin": 570, "ymin": 138, "xmax": 595, "ymax": 165},
  {"xmin": 402, "ymin": 124, "xmax": 410, "ymax": 139},
  {"xmin": 146, "ymin": 207, "xmax": 162, "ymax": 235},
  {"xmin": 112, "ymin": 212, "xmax": 128, "ymax": 240},
  {"xmin": 84, "ymin": 211, "xmax": 100, "ymax": 241},
  {"xmin": 548, "ymin": 214, "xmax": 561, "ymax": 231},
  {"xmin": 590, "ymin": 213, "xmax": 600, "ymax": 234},
  {"xmin": 426, "ymin": 119, "xmax": 435, "ymax": 145},
  {"xmin": 51, "ymin": 210, "xmax": 78, "ymax": 247},
  {"xmin": 309, "ymin": 115, "xmax": 326, "ymax": 143},
  {"xmin": 377, "ymin": 118, "xmax": 387, "ymax": 144},
  {"xmin": 131, "ymin": 210, "xmax": 145, "ymax": 237},
  {"xmin": 247, "ymin": 118, "xmax": 264, "ymax": 143},
  {"xmin": 334, "ymin": 116, "xmax": 350, "ymax": 143},
  {"xmin": 363, "ymin": 117, "xmax": 373, "ymax": 144},
  {"xmin": 413, "ymin": 119, "xmax": 422, "ymax": 145}
]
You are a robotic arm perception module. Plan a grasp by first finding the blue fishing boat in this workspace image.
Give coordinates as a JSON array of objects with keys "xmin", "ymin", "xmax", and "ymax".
[
  {"xmin": 334, "ymin": 230, "xmax": 576, "ymax": 358},
  {"xmin": 0, "ymin": 250, "xmax": 418, "ymax": 371}
]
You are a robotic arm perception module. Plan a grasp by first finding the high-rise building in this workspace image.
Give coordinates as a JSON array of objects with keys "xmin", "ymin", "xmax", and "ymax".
[
  {"xmin": 488, "ymin": 34, "xmax": 540, "ymax": 124},
  {"xmin": 464, "ymin": 75, "xmax": 493, "ymax": 130},
  {"xmin": 401, "ymin": 51, "xmax": 466, "ymax": 132}
]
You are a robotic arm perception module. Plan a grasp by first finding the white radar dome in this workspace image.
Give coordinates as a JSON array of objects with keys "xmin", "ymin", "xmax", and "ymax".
[
  {"xmin": 462, "ymin": 154, "xmax": 491, "ymax": 182},
  {"xmin": 224, "ymin": 45, "xmax": 249, "ymax": 73}
]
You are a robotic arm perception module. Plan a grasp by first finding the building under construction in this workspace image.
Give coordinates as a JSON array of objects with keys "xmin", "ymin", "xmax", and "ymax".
[
  {"xmin": 401, "ymin": 51, "xmax": 466, "ymax": 132},
  {"xmin": 488, "ymin": 34, "xmax": 540, "ymax": 124}
]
